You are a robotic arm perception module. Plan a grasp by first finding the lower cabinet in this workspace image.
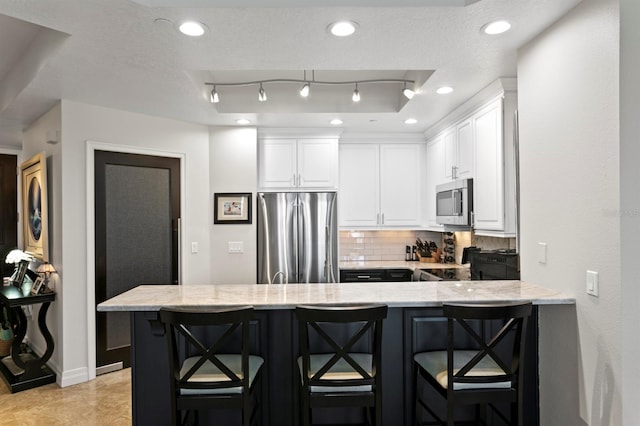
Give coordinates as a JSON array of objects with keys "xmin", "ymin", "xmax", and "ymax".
[{"xmin": 130, "ymin": 306, "xmax": 539, "ymax": 426}]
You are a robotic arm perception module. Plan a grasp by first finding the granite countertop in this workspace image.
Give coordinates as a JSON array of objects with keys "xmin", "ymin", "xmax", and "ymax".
[
  {"xmin": 339, "ymin": 260, "xmax": 468, "ymax": 271},
  {"xmin": 98, "ymin": 281, "xmax": 574, "ymax": 312}
]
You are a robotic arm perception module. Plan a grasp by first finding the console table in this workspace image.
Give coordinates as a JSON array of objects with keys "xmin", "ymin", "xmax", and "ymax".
[{"xmin": 0, "ymin": 284, "xmax": 56, "ymax": 392}]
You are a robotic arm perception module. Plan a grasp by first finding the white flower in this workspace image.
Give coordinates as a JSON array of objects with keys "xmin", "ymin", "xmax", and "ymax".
[{"xmin": 5, "ymin": 249, "xmax": 34, "ymax": 264}]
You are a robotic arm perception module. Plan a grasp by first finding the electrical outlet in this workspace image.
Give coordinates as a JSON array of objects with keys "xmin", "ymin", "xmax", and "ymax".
[
  {"xmin": 191, "ymin": 242, "xmax": 199, "ymax": 253},
  {"xmin": 586, "ymin": 270, "xmax": 599, "ymax": 297},
  {"xmin": 228, "ymin": 241, "xmax": 244, "ymax": 254}
]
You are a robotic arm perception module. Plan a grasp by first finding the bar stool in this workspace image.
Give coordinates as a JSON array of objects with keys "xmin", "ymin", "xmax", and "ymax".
[
  {"xmin": 159, "ymin": 306, "xmax": 264, "ymax": 426},
  {"xmin": 413, "ymin": 301, "xmax": 532, "ymax": 426},
  {"xmin": 295, "ymin": 304, "xmax": 388, "ymax": 426}
]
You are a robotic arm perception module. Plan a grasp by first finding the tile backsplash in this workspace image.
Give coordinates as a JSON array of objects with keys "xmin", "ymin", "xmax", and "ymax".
[
  {"xmin": 339, "ymin": 230, "xmax": 516, "ymax": 263},
  {"xmin": 339, "ymin": 230, "xmax": 442, "ymax": 262}
]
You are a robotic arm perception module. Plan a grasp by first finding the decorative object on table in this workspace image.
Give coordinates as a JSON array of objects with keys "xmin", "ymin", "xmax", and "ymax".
[
  {"xmin": 0, "ymin": 307, "xmax": 14, "ymax": 356},
  {"xmin": 5, "ymin": 249, "xmax": 35, "ymax": 288},
  {"xmin": 19, "ymin": 152, "xmax": 49, "ymax": 261},
  {"xmin": 213, "ymin": 193, "xmax": 252, "ymax": 224},
  {"xmin": 30, "ymin": 277, "xmax": 45, "ymax": 295},
  {"xmin": 442, "ymin": 232, "xmax": 455, "ymax": 264},
  {"xmin": 35, "ymin": 262, "xmax": 57, "ymax": 293}
]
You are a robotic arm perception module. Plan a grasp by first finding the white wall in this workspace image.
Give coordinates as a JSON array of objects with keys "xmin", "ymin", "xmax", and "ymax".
[
  {"xmin": 58, "ymin": 100, "xmax": 210, "ymax": 385},
  {"xmin": 620, "ymin": 1, "xmax": 640, "ymax": 424},
  {"xmin": 518, "ymin": 0, "xmax": 620, "ymax": 424},
  {"xmin": 209, "ymin": 127, "xmax": 258, "ymax": 283},
  {"xmin": 22, "ymin": 103, "xmax": 62, "ymax": 370}
]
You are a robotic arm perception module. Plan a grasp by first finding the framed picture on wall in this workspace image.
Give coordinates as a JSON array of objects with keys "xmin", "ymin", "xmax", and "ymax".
[
  {"xmin": 20, "ymin": 152, "xmax": 49, "ymax": 261},
  {"xmin": 213, "ymin": 193, "xmax": 252, "ymax": 224}
]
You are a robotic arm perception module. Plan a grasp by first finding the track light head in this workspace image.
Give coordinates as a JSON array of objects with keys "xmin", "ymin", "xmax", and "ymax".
[
  {"xmin": 352, "ymin": 83, "xmax": 360, "ymax": 102},
  {"xmin": 300, "ymin": 82, "xmax": 310, "ymax": 97},
  {"xmin": 210, "ymin": 86, "xmax": 220, "ymax": 103},
  {"xmin": 258, "ymin": 83, "xmax": 267, "ymax": 102}
]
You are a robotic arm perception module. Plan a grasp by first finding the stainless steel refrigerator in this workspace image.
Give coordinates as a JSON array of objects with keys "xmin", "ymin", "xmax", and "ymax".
[{"xmin": 257, "ymin": 192, "xmax": 338, "ymax": 284}]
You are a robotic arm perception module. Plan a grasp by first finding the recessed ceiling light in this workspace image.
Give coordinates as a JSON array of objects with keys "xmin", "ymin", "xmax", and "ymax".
[
  {"xmin": 178, "ymin": 21, "xmax": 207, "ymax": 37},
  {"xmin": 328, "ymin": 21, "xmax": 358, "ymax": 37},
  {"xmin": 236, "ymin": 119, "xmax": 251, "ymax": 125},
  {"xmin": 404, "ymin": 118, "xmax": 418, "ymax": 125},
  {"xmin": 330, "ymin": 119, "xmax": 343, "ymax": 125},
  {"xmin": 482, "ymin": 20, "xmax": 511, "ymax": 35},
  {"xmin": 436, "ymin": 86, "xmax": 454, "ymax": 95}
]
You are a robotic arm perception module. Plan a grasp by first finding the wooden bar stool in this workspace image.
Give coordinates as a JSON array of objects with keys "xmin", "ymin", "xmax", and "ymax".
[
  {"xmin": 295, "ymin": 304, "xmax": 388, "ymax": 426},
  {"xmin": 159, "ymin": 306, "xmax": 264, "ymax": 426},
  {"xmin": 413, "ymin": 301, "xmax": 532, "ymax": 426}
]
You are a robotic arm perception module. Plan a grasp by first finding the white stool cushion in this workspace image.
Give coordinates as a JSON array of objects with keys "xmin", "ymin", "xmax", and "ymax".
[
  {"xmin": 298, "ymin": 353, "xmax": 373, "ymax": 393},
  {"xmin": 179, "ymin": 354, "xmax": 264, "ymax": 395},
  {"xmin": 414, "ymin": 350, "xmax": 512, "ymax": 390}
]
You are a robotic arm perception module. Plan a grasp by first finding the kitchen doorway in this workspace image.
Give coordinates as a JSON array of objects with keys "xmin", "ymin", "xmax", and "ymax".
[
  {"xmin": 0, "ymin": 154, "xmax": 17, "ymax": 279},
  {"xmin": 94, "ymin": 151, "xmax": 180, "ymax": 373}
]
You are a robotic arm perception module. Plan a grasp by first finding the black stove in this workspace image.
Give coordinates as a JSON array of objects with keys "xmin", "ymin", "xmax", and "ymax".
[{"xmin": 469, "ymin": 249, "xmax": 520, "ymax": 280}]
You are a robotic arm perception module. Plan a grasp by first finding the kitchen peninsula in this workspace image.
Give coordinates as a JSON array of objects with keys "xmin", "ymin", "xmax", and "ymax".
[{"xmin": 99, "ymin": 281, "xmax": 574, "ymax": 425}]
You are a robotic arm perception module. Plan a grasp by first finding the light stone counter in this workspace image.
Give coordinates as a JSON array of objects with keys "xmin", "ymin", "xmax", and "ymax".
[
  {"xmin": 98, "ymin": 281, "xmax": 574, "ymax": 312},
  {"xmin": 339, "ymin": 260, "xmax": 468, "ymax": 271}
]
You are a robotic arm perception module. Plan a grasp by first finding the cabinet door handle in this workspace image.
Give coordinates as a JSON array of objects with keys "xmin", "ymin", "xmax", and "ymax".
[
  {"xmin": 298, "ymin": 173, "xmax": 303, "ymax": 186},
  {"xmin": 377, "ymin": 213, "xmax": 380, "ymax": 225},
  {"xmin": 292, "ymin": 173, "xmax": 297, "ymax": 186},
  {"xmin": 381, "ymin": 213, "xmax": 385, "ymax": 224}
]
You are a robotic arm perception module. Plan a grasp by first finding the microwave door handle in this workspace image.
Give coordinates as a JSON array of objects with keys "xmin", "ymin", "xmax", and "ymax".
[{"xmin": 452, "ymin": 190, "xmax": 459, "ymax": 215}]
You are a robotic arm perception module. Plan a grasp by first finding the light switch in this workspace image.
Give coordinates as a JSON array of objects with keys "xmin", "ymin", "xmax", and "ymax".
[
  {"xmin": 537, "ymin": 242, "xmax": 547, "ymax": 264},
  {"xmin": 228, "ymin": 241, "xmax": 244, "ymax": 254},
  {"xmin": 191, "ymin": 242, "xmax": 199, "ymax": 253},
  {"xmin": 586, "ymin": 270, "xmax": 599, "ymax": 297}
]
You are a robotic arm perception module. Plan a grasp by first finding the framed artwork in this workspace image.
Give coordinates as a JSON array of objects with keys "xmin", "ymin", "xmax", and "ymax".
[
  {"xmin": 214, "ymin": 193, "xmax": 252, "ymax": 224},
  {"xmin": 31, "ymin": 276, "xmax": 45, "ymax": 295},
  {"xmin": 10, "ymin": 261, "xmax": 29, "ymax": 287},
  {"xmin": 20, "ymin": 152, "xmax": 49, "ymax": 261}
]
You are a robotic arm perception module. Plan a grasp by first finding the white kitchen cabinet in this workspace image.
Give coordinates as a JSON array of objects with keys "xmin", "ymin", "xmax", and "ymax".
[
  {"xmin": 472, "ymin": 94, "xmax": 517, "ymax": 237},
  {"xmin": 423, "ymin": 78, "xmax": 517, "ymax": 237},
  {"xmin": 443, "ymin": 120, "xmax": 473, "ymax": 181},
  {"xmin": 425, "ymin": 136, "xmax": 446, "ymax": 229},
  {"xmin": 473, "ymin": 99, "xmax": 504, "ymax": 232},
  {"xmin": 339, "ymin": 143, "xmax": 422, "ymax": 228},
  {"xmin": 259, "ymin": 138, "xmax": 338, "ymax": 189}
]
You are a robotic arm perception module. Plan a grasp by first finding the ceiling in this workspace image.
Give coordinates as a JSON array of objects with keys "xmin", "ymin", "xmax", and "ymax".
[{"xmin": 0, "ymin": 0, "xmax": 583, "ymax": 148}]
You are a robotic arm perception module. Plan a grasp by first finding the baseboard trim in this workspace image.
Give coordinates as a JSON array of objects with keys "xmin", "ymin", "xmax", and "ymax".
[{"xmin": 59, "ymin": 367, "xmax": 90, "ymax": 388}]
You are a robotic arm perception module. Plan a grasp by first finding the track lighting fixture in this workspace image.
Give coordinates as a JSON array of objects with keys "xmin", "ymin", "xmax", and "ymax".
[
  {"xmin": 210, "ymin": 86, "xmax": 219, "ymax": 103},
  {"xmin": 402, "ymin": 82, "xmax": 415, "ymax": 99},
  {"xmin": 258, "ymin": 83, "xmax": 267, "ymax": 102},
  {"xmin": 352, "ymin": 83, "xmax": 360, "ymax": 102},
  {"xmin": 204, "ymin": 71, "xmax": 414, "ymax": 105}
]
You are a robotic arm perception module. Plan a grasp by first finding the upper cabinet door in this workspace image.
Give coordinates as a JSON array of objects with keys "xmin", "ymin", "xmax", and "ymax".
[
  {"xmin": 339, "ymin": 144, "xmax": 380, "ymax": 227},
  {"xmin": 425, "ymin": 136, "xmax": 445, "ymax": 229},
  {"xmin": 473, "ymin": 99, "xmax": 504, "ymax": 231},
  {"xmin": 456, "ymin": 118, "xmax": 474, "ymax": 179},
  {"xmin": 259, "ymin": 138, "xmax": 338, "ymax": 189},
  {"xmin": 443, "ymin": 129, "xmax": 456, "ymax": 181},
  {"xmin": 379, "ymin": 144, "xmax": 422, "ymax": 227},
  {"xmin": 297, "ymin": 139, "xmax": 338, "ymax": 188},
  {"xmin": 259, "ymin": 139, "xmax": 297, "ymax": 188}
]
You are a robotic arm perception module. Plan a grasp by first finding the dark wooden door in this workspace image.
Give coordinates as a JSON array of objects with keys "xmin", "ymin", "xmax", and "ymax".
[
  {"xmin": 0, "ymin": 154, "xmax": 18, "ymax": 279},
  {"xmin": 95, "ymin": 151, "xmax": 180, "ymax": 371}
]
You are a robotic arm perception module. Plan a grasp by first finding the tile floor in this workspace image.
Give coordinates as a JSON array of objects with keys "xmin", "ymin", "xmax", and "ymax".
[{"xmin": 0, "ymin": 368, "xmax": 131, "ymax": 425}]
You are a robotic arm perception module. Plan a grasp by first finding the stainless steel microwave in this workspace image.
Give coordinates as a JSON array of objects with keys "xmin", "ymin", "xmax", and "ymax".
[{"xmin": 436, "ymin": 178, "xmax": 473, "ymax": 226}]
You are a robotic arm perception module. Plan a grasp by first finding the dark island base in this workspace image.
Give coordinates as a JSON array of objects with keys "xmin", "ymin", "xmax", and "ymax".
[{"xmin": 131, "ymin": 307, "xmax": 539, "ymax": 425}]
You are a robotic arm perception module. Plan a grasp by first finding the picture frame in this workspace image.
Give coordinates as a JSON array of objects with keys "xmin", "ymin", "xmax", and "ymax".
[
  {"xmin": 30, "ymin": 276, "xmax": 45, "ymax": 295},
  {"xmin": 20, "ymin": 152, "xmax": 49, "ymax": 261},
  {"xmin": 213, "ymin": 193, "xmax": 252, "ymax": 224},
  {"xmin": 10, "ymin": 261, "xmax": 29, "ymax": 288}
]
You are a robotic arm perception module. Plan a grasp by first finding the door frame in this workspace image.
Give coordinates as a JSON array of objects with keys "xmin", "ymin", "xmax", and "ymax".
[{"xmin": 86, "ymin": 141, "xmax": 186, "ymax": 380}]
